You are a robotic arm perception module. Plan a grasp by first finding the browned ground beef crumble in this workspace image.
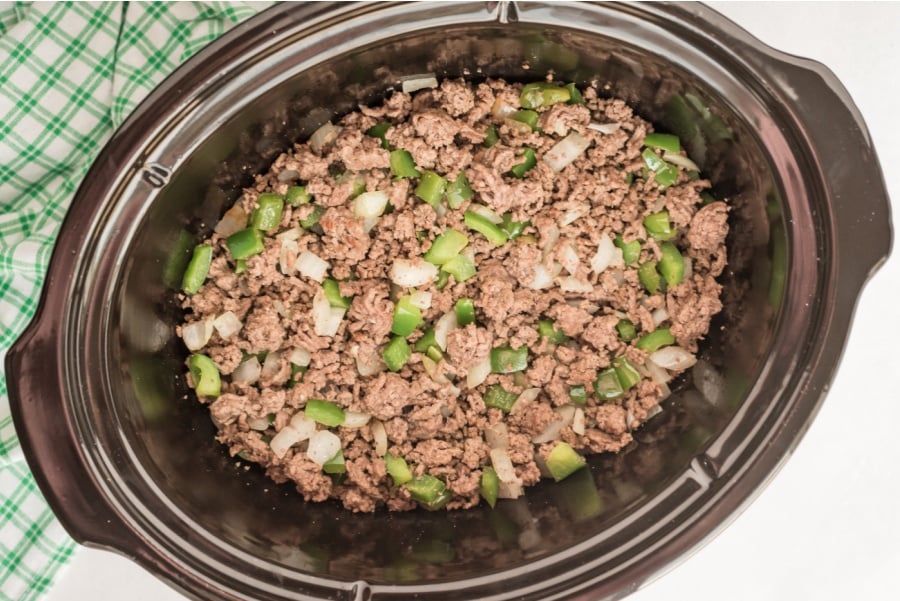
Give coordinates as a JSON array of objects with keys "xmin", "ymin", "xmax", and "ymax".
[{"xmin": 179, "ymin": 78, "xmax": 728, "ymax": 512}]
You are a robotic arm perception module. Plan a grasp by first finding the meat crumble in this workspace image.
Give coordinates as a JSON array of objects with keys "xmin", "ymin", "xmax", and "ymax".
[{"xmin": 177, "ymin": 78, "xmax": 728, "ymax": 512}]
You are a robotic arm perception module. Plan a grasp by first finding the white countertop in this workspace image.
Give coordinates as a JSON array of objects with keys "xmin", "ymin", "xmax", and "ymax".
[{"xmin": 46, "ymin": 3, "xmax": 900, "ymax": 600}]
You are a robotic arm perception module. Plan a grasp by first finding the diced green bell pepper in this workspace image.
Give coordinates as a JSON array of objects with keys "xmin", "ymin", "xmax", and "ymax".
[
  {"xmin": 483, "ymin": 125, "xmax": 499, "ymax": 148},
  {"xmin": 643, "ymin": 132, "xmax": 681, "ymax": 153},
  {"xmin": 483, "ymin": 384, "xmax": 519, "ymax": 412},
  {"xmin": 300, "ymin": 204, "xmax": 326, "ymax": 229},
  {"xmin": 182, "ymin": 244, "xmax": 212, "ymax": 295},
  {"xmin": 455, "ymin": 298, "xmax": 476, "ymax": 326},
  {"xmin": 251, "ymin": 193, "xmax": 284, "ymax": 231},
  {"xmin": 490, "ymin": 345, "xmax": 528, "ymax": 374},
  {"xmin": 614, "ymin": 235, "xmax": 642, "ymax": 266},
  {"xmin": 635, "ymin": 328, "xmax": 675, "ymax": 352},
  {"xmin": 565, "ymin": 82, "xmax": 584, "ymax": 105},
  {"xmin": 405, "ymin": 474, "xmax": 452, "ymax": 510},
  {"xmin": 510, "ymin": 147, "xmax": 537, "ymax": 178},
  {"xmin": 323, "ymin": 278, "xmax": 352, "ymax": 309},
  {"xmin": 464, "ymin": 211, "xmax": 508, "ymax": 246},
  {"xmin": 659, "ymin": 242, "xmax": 685, "ymax": 287},
  {"xmin": 512, "ymin": 109, "xmax": 540, "ymax": 131},
  {"xmin": 366, "ymin": 121, "xmax": 392, "ymax": 149},
  {"xmin": 519, "ymin": 82, "xmax": 571, "ymax": 109},
  {"xmin": 383, "ymin": 336, "xmax": 411, "ymax": 372},
  {"xmin": 441, "ymin": 254, "xmax": 476, "ymax": 283},
  {"xmin": 613, "ymin": 356, "xmax": 641, "ymax": 391},
  {"xmin": 323, "ymin": 449, "xmax": 346, "ymax": 474},
  {"xmin": 385, "ymin": 453, "xmax": 413, "ymax": 485},
  {"xmin": 638, "ymin": 260, "xmax": 662, "ymax": 294},
  {"xmin": 643, "ymin": 210, "xmax": 676, "ymax": 241},
  {"xmin": 392, "ymin": 295, "xmax": 424, "ymax": 337},
  {"xmin": 445, "ymin": 172, "xmax": 474, "ymax": 209},
  {"xmin": 188, "ymin": 354, "xmax": 221, "ymax": 398},
  {"xmin": 569, "ymin": 384, "xmax": 587, "ymax": 405},
  {"xmin": 545, "ymin": 442, "xmax": 586, "ymax": 482},
  {"xmin": 481, "ymin": 466, "xmax": 500, "ymax": 508},
  {"xmin": 415, "ymin": 171, "xmax": 447, "ymax": 208},
  {"xmin": 305, "ymin": 399, "xmax": 346, "ymax": 427},
  {"xmin": 594, "ymin": 368, "xmax": 623, "ymax": 400},
  {"xmin": 616, "ymin": 319, "xmax": 636, "ymax": 342},
  {"xmin": 424, "ymin": 229, "xmax": 468, "ymax": 265},
  {"xmin": 285, "ymin": 185, "xmax": 312, "ymax": 206},
  {"xmin": 538, "ymin": 319, "xmax": 569, "ymax": 344},
  {"xmin": 390, "ymin": 149, "xmax": 421, "ymax": 178},
  {"xmin": 500, "ymin": 213, "xmax": 529, "ymax": 239},
  {"xmin": 226, "ymin": 228, "xmax": 266, "ymax": 260}
]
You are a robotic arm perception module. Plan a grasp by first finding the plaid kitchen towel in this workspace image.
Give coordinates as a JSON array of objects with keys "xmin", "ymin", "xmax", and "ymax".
[{"xmin": 0, "ymin": 2, "xmax": 270, "ymax": 599}]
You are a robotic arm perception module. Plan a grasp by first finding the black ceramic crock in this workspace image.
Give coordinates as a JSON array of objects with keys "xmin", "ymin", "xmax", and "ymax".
[{"xmin": 6, "ymin": 2, "xmax": 892, "ymax": 600}]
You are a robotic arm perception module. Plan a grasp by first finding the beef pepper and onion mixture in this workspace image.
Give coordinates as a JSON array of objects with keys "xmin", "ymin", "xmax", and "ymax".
[{"xmin": 177, "ymin": 78, "xmax": 728, "ymax": 512}]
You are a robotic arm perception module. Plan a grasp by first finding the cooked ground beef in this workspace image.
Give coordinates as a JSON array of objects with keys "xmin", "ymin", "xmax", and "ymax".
[{"xmin": 178, "ymin": 78, "xmax": 728, "ymax": 512}]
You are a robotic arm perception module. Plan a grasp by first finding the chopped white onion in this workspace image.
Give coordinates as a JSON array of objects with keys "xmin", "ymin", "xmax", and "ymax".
[
  {"xmin": 354, "ymin": 190, "xmax": 388, "ymax": 220},
  {"xmin": 527, "ymin": 264, "xmax": 554, "ymax": 290},
  {"xmin": 497, "ymin": 480, "xmax": 524, "ymax": 500},
  {"xmin": 650, "ymin": 346, "xmax": 697, "ymax": 371},
  {"xmin": 466, "ymin": 202, "xmax": 503, "ymax": 224},
  {"xmin": 232, "ymin": 357, "xmax": 261, "ymax": 385},
  {"xmin": 559, "ymin": 206, "xmax": 587, "ymax": 226},
  {"xmin": 277, "ymin": 169, "xmax": 300, "ymax": 182},
  {"xmin": 296, "ymin": 251, "xmax": 329, "ymax": 283},
  {"xmin": 559, "ymin": 243, "xmax": 580, "ymax": 276},
  {"xmin": 401, "ymin": 74, "xmax": 438, "ymax": 93},
  {"xmin": 489, "ymin": 448, "xmax": 519, "ymax": 484},
  {"xmin": 532, "ymin": 405, "xmax": 576, "ymax": 443},
  {"xmin": 371, "ymin": 420, "xmax": 388, "ymax": 456},
  {"xmin": 558, "ymin": 276, "xmax": 593, "ymax": 294},
  {"xmin": 389, "ymin": 258, "xmax": 438, "ymax": 288},
  {"xmin": 485, "ymin": 423, "xmax": 509, "ymax": 450},
  {"xmin": 262, "ymin": 350, "xmax": 281, "ymax": 377},
  {"xmin": 587, "ymin": 122, "xmax": 621, "ymax": 134},
  {"xmin": 590, "ymin": 235, "xmax": 616, "ymax": 274},
  {"xmin": 353, "ymin": 345, "xmax": 383, "ymax": 376},
  {"xmin": 279, "ymin": 238, "xmax": 299, "ymax": 275},
  {"xmin": 181, "ymin": 319, "xmax": 214, "ymax": 351},
  {"xmin": 544, "ymin": 131, "xmax": 590, "ymax": 172},
  {"xmin": 644, "ymin": 357, "xmax": 673, "ymax": 386},
  {"xmin": 509, "ymin": 388, "xmax": 540, "ymax": 415},
  {"xmin": 572, "ymin": 408, "xmax": 586, "ymax": 436},
  {"xmin": 408, "ymin": 290, "xmax": 432, "ymax": 310},
  {"xmin": 433, "ymin": 311, "xmax": 458, "ymax": 351},
  {"xmin": 211, "ymin": 311, "xmax": 241, "ymax": 341},
  {"xmin": 307, "ymin": 430, "xmax": 342, "ymax": 465},
  {"xmin": 312, "ymin": 289, "xmax": 345, "ymax": 337},
  {"xmin": 309, "ymin": 121, "xmax": 338, "ymax": 153},
  {"xmin": 652, "ymin": 307, "xmax": 669, "ymax": 326},
  {"xmin": 248, "ymin": 416, "xmax": 270, "ymax": 431},
  {"xmin": 343, "ymin": 411, "xmax": 371, "ymax": 428},
  {"xmin": 662, "ymin": 150, "xmax": 701, "ymax": 172},
  {"xmin": 288, "ymin": 347, "xmax": 312, "ymax": 367},
  {"xmin": 466, "ymin": 357, "xmax": 492, "ymax": 388},
  {"xmin": 491, "ymin": 98, "xmax": 518, "ymax": 119},
  {"xmin": 214, "ymin": 203, "xmax": 247, "ymax": 237},
  {"xmin": 269, "ymin": 414, "xmax": 316, "ymax": 459},
  {"xmin": 540, "ymin": 225, "xmax": 559, "ymax": 261},
  {"xmin": 276, "ymin": 226, "xmax": 302, "ymax": 241}
]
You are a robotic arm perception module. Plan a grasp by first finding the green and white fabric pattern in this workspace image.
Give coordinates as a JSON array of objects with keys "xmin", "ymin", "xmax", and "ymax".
[{"xmin": 0, "ymin": 2, "xmax": 269, "ymax": 599}]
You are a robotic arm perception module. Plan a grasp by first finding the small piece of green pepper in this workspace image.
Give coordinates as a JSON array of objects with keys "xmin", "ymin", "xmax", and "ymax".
[
  {"xmin": 390, "ymin": 149, "xmax": 421, "ymax": 178},
  {"xmin": 445, "ymin": 172, "xmax": 474, "ymax": 209},
  {"xmin": 490, "ymin": 345, "xmax": 528, "ymax": 374},
  {"xmin": 305, "ymin": 399, "xmax": 346, "ymax": 427},
  {"xmin": 481, "ymin": 466, "xmax": 500, "ymax": 508},
  {"xmin": 226, "ymin": 228, "xmax": 266, "ymax": 260},
  {"xmin": 510, "ymin": 147, "xmax": 537, "ymax": 178},
  {"xmin": 182, "ymin": 244, "xmax": 212, "ymax": 295},
  {"xmin": 638, "ymin": 260, "xmax": 662, "ymax": 294},
  {"xmin": 635, "ymin": 328, "xmax": 675, "ymax": 353},
  {"xmin": 464, "ymin": 210, "xmax": 508, "ymax": 246},
  {"xmin": 415, "ymin": 171, "xmax": 447, "ymax": 208},
  {"xmin": 424, "ymin": 229, "xmax": 469, "ymax": 265},
  {"xmin": 441, "ymin": 254, "xmax": 477, "ymax": 283},
  {"xmin": 188, "ymin": 354, "xmax": 221, "ymax": 398},
  {"xmin": 455, "ymin": 298, "xmax": 476, "ymax": 326},
  {"xmin": 251, "ymin": 193, "xmax": 284, "ymax": 231},
  {"xmin": 383, "ymin": 336, "xmax": 411, "ymax": 372},
  {"xmin": 392, "ymin": 295, "xmax": 424, "ymax": 337},
  {"xmin": 659, "ymin": 242, "xmax": 685, "ymax": 287},
  {"xmin": 483, "ymin": 384, "xmax": 519, "ymax": 412}
]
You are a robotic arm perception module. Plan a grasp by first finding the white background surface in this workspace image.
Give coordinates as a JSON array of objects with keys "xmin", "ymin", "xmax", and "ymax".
[{"xmin": 45, "ymin": 3, "xmax": 899, "ymax": 601}]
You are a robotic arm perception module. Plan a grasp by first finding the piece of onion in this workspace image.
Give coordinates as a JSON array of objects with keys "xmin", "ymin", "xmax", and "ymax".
[
  {"xmin": 558, "ymin": 276, "xmax": 593, "ymax": 294},
  {"xmin": 587, "ymin": 122, "xmax": 621, "ymax": 134},
  {"xmin": 389, "ymin": 258, "xmax": 438, "ymax": 288},
  {"xmin": 296, "ymin": 251, "xmax": 330, "ymax": 283},
  {"xmin": 466, "ymin": 202, "xmax": 503, "ymax": 224},
  {"xmin": 353, "ymin": 190, "xmax": 389, "ymax": 232},
  {"xmin": 269, "ymin": 414, "xmax": 316, "ymax": 459},
  {"xmin": 307, "ymin": 430, "xmax": 342, "ymax": 465},
  {"xmin": 527, "ymin": 263, "xmax": 554, "ymax": 290},
  {"xmin": 232, "ymin": 357, "xmax": 261, "ymax": 385},
  {"xmin": 644, "ymin": 357, "xmax": 673, "ymax": 386},
  {"xmin": 401, "ymin": 74, "xmax": 438, "ymax": 93},
  {"xmin": 276, "ymin": 226, "xmax": 302, "ymax": 241},
  {"xmin": 559, "ymin": 242, "xmax": 580, "ymax": 276},
  {"xmin": 540, "ymin": 224, "xmax": 559, "ymax": 261},
  {"xmin": 433, "ymin": 311, "xmax": 458, "ymax": 351},
  {"xmin": 214, "ymin": 203, "xmax": 247, "ymax": 237},
  {"xmin": 650, "ymin": 346, "xmax": 697, "ymax": 370},
  {"xmin": 652, "ymin": 307, "xmax": 669, "ymax": 326},
  {"xmin": 509, "ymin": 388, "xmax": 540, "ymax": 415},
  {"xmin": 312, "ymin": 290, "xmax": 345, "ymax": 337},
  {"xmin": 371, "ymin": 420, "xmax": 388, "ymax": 456},
  {"xmin": 288, "ymin": 347, "xmax": 311, "ymax": 367},
  {"xmin": 210, "ymin": 311, "xmax": 241, "ymax": 341},
  {"xmin": 485, "ymin": 423, "xmax": 509, "ymax": 450},
  {"xmin": 181, "ymin": 319, "xmax": 214, "ymax": 351},
  {"xmin": 261, "ymin": 350, "xmax": 281, "ymax": 377},
  {"xmin": 408, "ymin": 290, "xmax": 432, "ymax": 310},
  {"xmin": 559, "ymin": 206, "xmax": 587, "ymax": 226},
  {"xmin": 572, "ymin": 408, "xmax": 586, "ymax": 436},
  {"xmin": 489, "ymin": 448, "xmax": 519, "ymax": 484},
  {"xmin": 544, "ymin": 132, "xmax": 590, "ymax": 172},
  {"xmin": 491, "ymin": 97, "xmax": 518, "ymax": 119},
  {"xmin": 354, "ymin": 346, "xmax": 383, "ymax": 377},
  {"xmin": 662, "ymin": 150, "xmax": 701, "ymax": 172},
  {"xmin": 497, "ymin": 480, "xmax": 524, "ymax": 500},
  {"xmin": 343, "ymin": 411, "xmax": 371, "ymax": 428},
  {"xmin": 248, "ymin": 416, "xmax": 270, "ymax": 431},
  {"xmin": 309, "ymin": 121, "xmax": 338, "ymax": 153},
  {"xmin": 279, "ymin": 239, "xmax": 299, "ymax": 275},
  {"xmin": 590, "ymin": 234, "xmax": 616, "ymax": 274},
  {"xmin": 532, "ymin": 405, "xmax": 576, "ymax": 443},
  {"xmin": 466, "ymin": 356, "xmax": 492, "ymax": 388},
  {"xmin": 277, "ymin": 169, "xmax": 300, "ymax": 182}
]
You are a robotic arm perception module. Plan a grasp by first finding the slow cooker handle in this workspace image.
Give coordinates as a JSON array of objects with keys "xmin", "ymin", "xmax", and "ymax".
[
  {"xmin": 6, "ymin": 313, "xmax": 150, "ymax": 558},
  {"xmin": 749, "ymin": 51, "xmax": 893, "ymax": 284}
]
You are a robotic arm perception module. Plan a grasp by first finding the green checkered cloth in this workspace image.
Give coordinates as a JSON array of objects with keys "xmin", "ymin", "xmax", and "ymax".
[{"xmin": 0, "ymin": 2, "xmax": 270, "ymax": 599}]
